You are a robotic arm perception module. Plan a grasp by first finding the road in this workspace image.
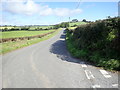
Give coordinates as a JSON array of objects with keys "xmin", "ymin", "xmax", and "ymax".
[{"xmin": 2, "ymin": 29, "xmax": 119, "ymax": 88}]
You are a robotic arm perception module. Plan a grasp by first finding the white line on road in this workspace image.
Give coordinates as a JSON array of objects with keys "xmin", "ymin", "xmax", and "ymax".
[
  {"xmin": 85, "ymin": 70, "xmax": 90, "ymax": 79},
  {"xmin": 112, "ymin": 84, "xmax": 118, "ymax": 87},
  {"xmin": 84, "ymin": 70, "xmax": 95, "ymax": 79},
  {"xmin": 80, "ymin": 62, "xmax": 87, "ymax": 67},
  {"xmin": 92, "ymin": 85, "xmax": 100, "ymax": 88},
  {"xmin": 81, "ymin": 64, "xmax": 87, "ymax": 68},
  {"xmin": 89, "ymin": 71, "xmax": 95, "ymax": 79},
  {"xmin": 100, "ymin": 70, "xmax": 111, "ymax": 78},
  {"xmin": 59, "ymin": 38, "xmax": 65, "ymax": 40}
]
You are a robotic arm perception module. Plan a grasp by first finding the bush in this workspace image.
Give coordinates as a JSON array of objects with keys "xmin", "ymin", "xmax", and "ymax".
[
  {"xmin": 99, "ymin": 59, "xmax": 120, "ymax": 70},
  {"xmin": 66, "ymin": 17, "xmax": 120, "ymax": 71}
]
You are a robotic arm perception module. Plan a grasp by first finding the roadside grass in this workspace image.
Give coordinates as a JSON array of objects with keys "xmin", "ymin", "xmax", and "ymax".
[
  {"xmin": 66, "ymin": 17, "xmax": 120, "ymax": 71},
  {"xmin": 66, "ymin": 31, "xmax": 119, "ymax": 72},
  {"xmin": 1, "ymin": 30, "xmax": 55, "ymax": 39},
  {"xmin": 0, "ymin": 28, "xmax": 61, "ymax": 54}
]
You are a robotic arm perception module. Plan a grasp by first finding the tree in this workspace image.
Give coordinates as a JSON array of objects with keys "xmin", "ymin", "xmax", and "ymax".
[
  {"xmin": 60, "ymin": 22, "xmax": 69, "ymax": 28},
  {"xmin": 82, "ymin": 19, "xmax": 87, "ymax": 22},
  {"xmin": 54, "ymin": 24, "xmax": 60, "ymax": 29},
  {"xmin": 107, "ymin": 16, "xmax": 111, "ymax": 19}
]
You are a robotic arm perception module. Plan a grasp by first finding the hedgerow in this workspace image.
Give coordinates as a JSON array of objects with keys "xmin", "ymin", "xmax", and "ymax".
[{"xmin": 66, "ymin": 17, "xmax": 120, "ymax": 71}]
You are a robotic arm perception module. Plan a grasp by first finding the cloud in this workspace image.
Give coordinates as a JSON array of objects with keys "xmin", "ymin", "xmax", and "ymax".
[
  {"xmin": 39, "ymin": 5, "xmax": 53, "ymax": 16},
  {"xmin": 3, "ymin": 0, "xmax": 39, "ymax": 15},
  {"xmin": 2, "ymin": 0, "xmax": 82, "ymax": 16}
]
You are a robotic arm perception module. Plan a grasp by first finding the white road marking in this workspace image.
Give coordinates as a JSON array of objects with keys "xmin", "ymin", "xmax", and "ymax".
[
  {"xmin": 81, "ymin": 64, "xmax": 87, "ymax": 67},
  {"xmin": 59, "ymin": 38, "xmax": 65, "ymax": 40},
  {"xmin": 85, "ymin": 70, "xmax": 90, "ymax": 79},
  {"xmin": 81, "ymin": 62, "xmax": 87, "ymax": 67},
  {"xmin": 112, "ymin": 84, "xmax": 118, "ymax": 87},
  {"xmin": 89, "ymin": 71, "xmax": 95, "ymax": 79},
  {"xmin": 92, "ymin": 85, "xmax": 100, "ymax": 88},
  {"xmin": 84, "ymin": 70, "xmax": 95, "ymax": 79},
  {"xmin": 100, "ymin": 70, "xmax": 111, "ymax": 78}
]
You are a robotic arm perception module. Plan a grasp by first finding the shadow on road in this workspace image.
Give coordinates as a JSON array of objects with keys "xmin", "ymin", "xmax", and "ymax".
[{"xmin": 50, "ymin": 30, "xmax": 82, "ymax": 64}]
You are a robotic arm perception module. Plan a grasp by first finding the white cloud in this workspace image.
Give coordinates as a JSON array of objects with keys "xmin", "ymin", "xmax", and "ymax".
[
  {"xmin": 3, "ymin": 0, "xmax": 39, "ymax": 15},
  {"xmin": 54, "ymin": 8, "xmax": 70, "ymax": 16},
  {"xmin": 1, "ymin": 0, "xmax": 119, "ymax": 2},
  {"xmin": 2, "ymin": 0, "xmax": 82, "ymax": 16},
  {"xmin": 39, "ymin": 6, "xmax": 53, "ymax": 16}
]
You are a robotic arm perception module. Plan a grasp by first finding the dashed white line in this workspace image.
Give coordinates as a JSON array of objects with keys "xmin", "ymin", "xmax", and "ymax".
[
  {"xmin": 92, "ymin": 85, "xmax": 100, "ymax": 88},
  {"xmin": 112, "ymin": 84, "xmax": 118, "ymax": 87},
  {"xmin": 59, "ymin": 38, "xmax": 65, "ymax": 40},
  {"xmin": 81, "ymin": 62, "xmax": 87, "ymax": 67},
  {"xmin": 81, "ymin": 64, "xmax": 87, "ymax": 67},
  {"xmin": 85, "ymin": 70, "xmax": 90, "ymax": 79},
  {"xmin": 84, "ymin": 70, "xmax": 95, "ymax": 79},
  {"xmin": 100, "ymin": 70, "xmax": 111, "ymax": 78},
  {"xmin": 89, "ymin": 71, "xmax": 95, "ymax": 79}
]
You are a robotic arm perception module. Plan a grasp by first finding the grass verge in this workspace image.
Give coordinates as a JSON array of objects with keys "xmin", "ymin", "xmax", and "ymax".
[
  {"xmin": 0, "ymin": 28, "xmax": 61, "ymax": 54},
  {"xmin": 66, "ymin": 29, "xmax": 120, "ymax": 71}
]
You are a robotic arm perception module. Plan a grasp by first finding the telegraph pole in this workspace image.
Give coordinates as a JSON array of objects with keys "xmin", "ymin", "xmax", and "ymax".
[{"xmin": 69, "ymin": 17, "xmax": 70, "ymax": 27}]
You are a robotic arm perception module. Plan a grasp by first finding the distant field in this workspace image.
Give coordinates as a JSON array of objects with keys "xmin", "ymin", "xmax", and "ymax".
[
  {"xmin": 68, "ymin": 21, "xmax": 87, "ymax": 30},
  {"xmin": 1, "ymin": 30, "xmax": 55, "ymax": 39},
  {"xmin": 0, "ymin": 25, "xmax": 53, "ymax": 30},
  {"xmin": 0, "ymin": 28, "xmax": 61, "ymax": 54},
  {"xmin": 29, "ymin": 26, "xmax": 53, "ymax": 30},
  {"xmin": 0, "ymin": 26, "xmax": 14, "ymax": 29},
  {"xmin": 69, "ymin": 22, "xmax": 87, "ymax": 27},
  {"xmin": 68, "ymin": 27, "xmax": 77, "ymax": 30}
]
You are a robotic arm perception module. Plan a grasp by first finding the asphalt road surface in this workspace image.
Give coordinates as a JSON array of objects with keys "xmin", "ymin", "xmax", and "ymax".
[{"xmin": 2, "ymin": 29, "xmax": 119, "ymax": 88}]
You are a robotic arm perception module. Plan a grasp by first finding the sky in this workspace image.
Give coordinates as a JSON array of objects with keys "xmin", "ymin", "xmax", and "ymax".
[{"xmin": 0, "ymin": 0, "xmax": 119, "ymax": 25}]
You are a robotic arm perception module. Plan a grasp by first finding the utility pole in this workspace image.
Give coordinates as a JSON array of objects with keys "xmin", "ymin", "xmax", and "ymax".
[{"xmin": 69, "ymin": 17, "xmax": 70, "ymax": 27}]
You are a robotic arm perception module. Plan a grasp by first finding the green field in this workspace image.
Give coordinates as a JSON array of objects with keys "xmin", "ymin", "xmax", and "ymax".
[
  {"xmin": 0, "ymin": 26, "xmax": 14, "ymax": 29},
  {"xmin": 1, "ymin": 30, "xmax": 55, "ymax": 39},
  {"xmin": 68, "ymin": 27, "xmax": 77, "ymax": 30},
  {"xmin": 68, "ymin": 21, "xmax": 87, "ymax": 30},
  {"xmin": 0, "ymin": 28, "xmax": 62, "ymax": 54},
  {"xmin": 29, "ymin": 25, "xmax": 53, "ymax": 30},
  {"xmin": 0, "ymin": 25, "xmax": 53, "ymax": 30},
  {"xmin": 69, "ymin": 21, "xmax": 87, "ymax": 27}
]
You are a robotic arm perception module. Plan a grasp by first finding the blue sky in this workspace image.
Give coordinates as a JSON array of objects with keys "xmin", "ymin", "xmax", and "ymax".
[{"xmin": 0, "ymin": 0, "xmax": 118, "ymax": 25}]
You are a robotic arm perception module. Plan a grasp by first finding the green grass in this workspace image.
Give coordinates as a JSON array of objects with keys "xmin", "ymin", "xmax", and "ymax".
[
  {"xmin": 68, "ymin": 21, "xmax": 87, "ymax": 30},
  {"xmin": 66, "ymin": 18, "xmax": 120, "ymax": 71},
  {"xmin": 0, "ymin": 26, "xmax": 14, "ymax": 29},
  {"xmin": 1, "ymin": 30, "xmax": 55, "ymax": 39},
  {"xmin": 29, "ymin": 25, "xmax": 53, "ymax": 30},
  {"xmin": 69, "ymin": 21, "xmax": 87, "ymax": 27},
  {"xmin": 68, "ymin": 27, "xmax": 77, "ymax": 30},
  {"xmin": 0, "ymin": 28, "xmax": 62, "ymax": 54},
  {"xmin": 0, "ymin": 25, "xmax": 53, "ymax": 29}
]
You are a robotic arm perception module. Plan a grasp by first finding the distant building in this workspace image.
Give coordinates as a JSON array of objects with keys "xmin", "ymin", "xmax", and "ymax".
[{"xmin": 72, "ymin": 19, "xmax": 78, "ymax": 22}]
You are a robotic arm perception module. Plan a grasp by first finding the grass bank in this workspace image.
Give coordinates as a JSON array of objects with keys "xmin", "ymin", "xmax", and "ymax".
[
  {"xmin": 66, "ymin": 17, "xmax": 120, "ymax": 71},
  {"xmin": 1, "ymin": 28, "xmax": 61, "ymax": 54}
]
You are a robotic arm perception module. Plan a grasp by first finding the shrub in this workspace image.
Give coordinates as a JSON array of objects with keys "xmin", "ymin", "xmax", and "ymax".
[{"xmin": 66, "ymin": 17, "xmax": 120, "ymax": 71}]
